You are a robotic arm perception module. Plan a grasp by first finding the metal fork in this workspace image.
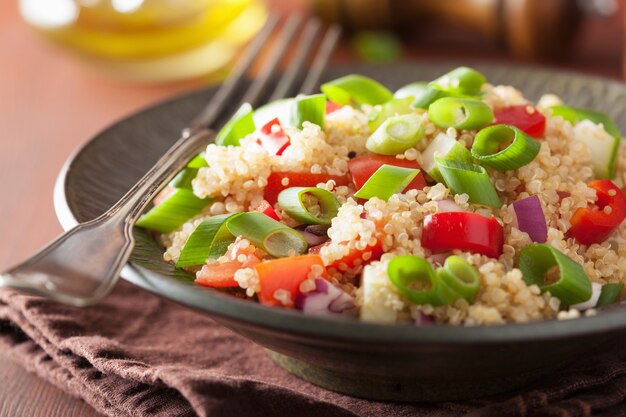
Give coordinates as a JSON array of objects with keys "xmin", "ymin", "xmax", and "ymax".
[{"xmin": 0, "ymin": 15, "xmax": 342, "ymax": 307}]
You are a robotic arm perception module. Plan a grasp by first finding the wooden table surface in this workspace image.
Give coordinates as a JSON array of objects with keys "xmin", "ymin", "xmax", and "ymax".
[{"xmin": 1, "ymin": 1, "xmax": 625, "ymax": 416}]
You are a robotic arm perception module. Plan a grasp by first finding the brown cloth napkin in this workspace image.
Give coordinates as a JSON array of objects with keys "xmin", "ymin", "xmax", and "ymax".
[{"xmin": 2, "ymin": 281, "xmax": 626, "ymax": 417}]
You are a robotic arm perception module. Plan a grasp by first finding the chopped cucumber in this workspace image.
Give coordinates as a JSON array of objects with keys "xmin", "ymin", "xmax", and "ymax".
[
  {"xmin": 573, "ymin": 120, "xmax": 619, "ymax": 180},
  {"xmin": 360, "ymin": 264, "xmax": 400, "ymax": 324},
  {"xmin": 252, "ymin": 98, "xmax": 294, "ymax": 128}
]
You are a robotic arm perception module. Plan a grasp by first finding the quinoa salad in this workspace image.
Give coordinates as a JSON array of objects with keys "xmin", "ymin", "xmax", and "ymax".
[{"xmin": 137, "ymin": 67, "xmax": 626, "ymax": 326}]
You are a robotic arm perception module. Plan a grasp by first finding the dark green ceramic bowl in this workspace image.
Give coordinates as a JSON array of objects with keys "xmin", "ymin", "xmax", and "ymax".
[{"xmin": 54, "ymin": 62, "xmax": 626, "ymax": 401}]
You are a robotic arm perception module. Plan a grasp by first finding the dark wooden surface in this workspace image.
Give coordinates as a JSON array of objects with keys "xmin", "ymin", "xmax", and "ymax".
[{"xmin": 1, "ymin": 0, "xmax": 625, "ymax": 416}]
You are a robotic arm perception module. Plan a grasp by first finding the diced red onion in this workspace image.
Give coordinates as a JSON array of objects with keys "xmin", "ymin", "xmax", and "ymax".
[
  {"xmin": 304, "ymin": 224, "xmax": 330, "ymax": 236},
  {"xmin": 436, "ymin": 199, "xmax": 464, "ymax": 213},
  {"xmin": 414, "ymin": 313, "xmax": 434, "ymax": 326},
  {"xmin": 296, "ymin": 229, "xmax": 329, "ymax": 246},
  {"xmin": 571, "ymin": 282, "xmax": 602, "ymax": 311},
  {"xmin": 510, "ymin": 195, "xmax": 548, "ymax": 243},
  {"xmin": 295, "ymin": 278, "xmax": 356, "ymax": 316},
  {"xmin": 429, "ymin": 251, "xmax": 452, "ymax": 267}
]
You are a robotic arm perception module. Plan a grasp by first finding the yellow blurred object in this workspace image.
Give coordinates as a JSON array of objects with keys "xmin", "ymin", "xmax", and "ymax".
[{"xmin": 19, "ymin": 0, "xmax": 267, "ymax": 82}]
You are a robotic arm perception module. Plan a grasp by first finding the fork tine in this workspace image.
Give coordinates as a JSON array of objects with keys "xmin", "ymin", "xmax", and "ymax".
[
  {"xmin": 268, "ymin": 18, "xmax": 322, "ymax": 102},
  {"xmin": 241, "ymin": 14, "xmax": 303, "ymax": 107},
  {"xmin": 187, "ymin": 14, "xmax": 280, "ymax": 134},
  {"xmin": 300, "ymin": 23, "xmax": 342, "ymax": 95}
]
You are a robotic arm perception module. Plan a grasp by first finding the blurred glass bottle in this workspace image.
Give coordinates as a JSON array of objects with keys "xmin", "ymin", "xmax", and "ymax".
[{"xmin": 19, "ymin": 0, "xmax": 267, "ymax": 82}]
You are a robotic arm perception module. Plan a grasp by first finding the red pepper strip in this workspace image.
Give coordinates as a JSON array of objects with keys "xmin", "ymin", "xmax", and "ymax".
[
  {"xmin": 254, "ymin": 254, "xmax": 327, "ymax": 307},
  {"xmin": 264, "ymin": 172, "xmax": 350, "ymax": 205},
  {"xmin": 348, "ymin": 155, "xmax": 427, "ymax": 192},
  {"xmin": 325, "ymin": 100, "xmax": 342, "ymax": 114},
  {"xmin": 421, "ymin": 212, "xmax": 504, "ymax": 258},
  {"xmin": 253, "ymin": 199, "xmax": 280, "ymax": 221},
  {"xmin": 492, "ymin": 105, "xmax": 546, "ymax": 138},
  {"xmin": 257, "ymin": 117, "xmax": 290, "ymax": 156},
  {"xmin": 568, "ymin": 180, "xmax": 626, "ymax": 245}
]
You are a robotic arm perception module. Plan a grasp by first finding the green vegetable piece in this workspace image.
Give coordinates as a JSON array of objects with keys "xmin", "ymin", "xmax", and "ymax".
[
  {"xmin": 436, "ymin": 256, "xmax": 481, "ymax": 304},
  {"xmin": 353, "ymin": 164, "xmax": 420, "ymax": 201},
  {"xmin": 366, "ymin": 113, "xmax": 425, "ymax": 155},
  {"xmin": 368, "ymin": 97, "xmax": 414, "ymax": 131},
  {"xmin": 428, "ymin": 97, "xmax": 494, "ymax": 130},
  {"xmin": 421, "ymin": 133, "xmax": 473, "ymax": 182},
  {"xmin": 435, "ymin": 158, "xmax": 501, "ymax": 208},
  {"xmin": 429, "ymin": 66, "xmax": 487, "ymax": 96},
  {"xmin": 291, "ymin": 94, "xmax": 326, "ymax": 130},
  {"xmin": 277, "ymin": 187, "xmax": 340, "ymax": 225},
  {"xmin": 596, "ymin": 283, "xmax": 624, "ymax": 307},
  {"xmin": 226, "ymin": 212, "xmax": 308, "ymax": 258},
  {"xmin": 321, "ymin": 74, "xmax": 393, "ymax": 106},
  {"xmin": 215, "ymin": 102, "xmax": 255, "ymax": 146},
  {"xmin": 394, "ymin": 81, "xmax": 451, "ymax": 110},
  {"xmin": 136, "ymin": 189, "xmax": 213, "ymax": 234},
  {"xmin": 518, "ymin": 244, "xmax": 592, "ymax": 306},
  {"xmin": 176, "ymin": 213, "xmax": 240, "ymax": 267},
  {"xmin": 169, "ymin": 153, "xmax": 208, "ymax": 190},
  {"xmin": 388, "ymin": 255, "xmax": 445, "ymax": 306},
  {"xmin": 471, "ymin": 124, "xmax": 541, "ymax": 171}
]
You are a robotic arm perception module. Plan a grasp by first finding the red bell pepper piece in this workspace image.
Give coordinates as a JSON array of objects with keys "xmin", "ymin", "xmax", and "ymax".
[
  {"xmin": 492, "ymin": 105, "xmax": 546, "ymax": 138},
  {"xmin": 325, "ymin": 100, "xmax": 342, "ymax": 114},
  {"xmin": 348, "ymin": 155, "xmax": 427, "ymax": 192},
  {"xmin": 568, "ymin": 180, "xmax": 626, "ymax": 245},
  {"xmin": 264, "ymin": 172, "xmax": 350, "ymax": 205},
  {"xmin": 254, "ymin": 254, "xmax": 327, "ymax": 307},
  {"xmin": 421, "ymin": 212, "xmax": 504, "ymax": 258},
  {"xmin": 253, "ymin": 199, "xmax": 280, "ymax": 221},
  {"xmin": 257, "ymin": 118, "xmax": 290, "ymax": 155}
]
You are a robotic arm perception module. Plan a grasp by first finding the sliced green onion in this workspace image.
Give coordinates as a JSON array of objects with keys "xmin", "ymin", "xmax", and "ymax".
[
  {"xmin": 518, "ymin": 244, "xmax": 592, "ymax": 306},
  {"xmin": 394, "ymin": 82, "xmax": 449, "ymax": 110},
  {"xmin": 471, "ymin": 125, "xmax": 540, "ymax": 171},
  {"xmin": 394, "ymin": 82, "xmax": 428, "ymax": 100},
  {"xmin": 321, "ymin": 74, "xmax": 393, "ymax": 106},
  {"xmin": 169, "ymin": 153, "xmax": 208, "ymax": 190},
  {"xmin": 277, "ymin": 187, "xmax": 340, "ymax": 225},
  {"xmin": 136, "ymin": 189, "xmax": 212, "ymax": 234},
  {"xmin": 429, "ymin": 66, "xmax": 486, "ymax": 96},
  {"xmin": 368, "ymin": 97, "xmax": 414, "ymax": 131},
  {"xmin": 436, "ymin": 256, "xmax": 481, "ymax": 303},
  {"xmin": 353, "ymin": 164, "xmax": 420, "ymax": 201},
  {"xmin": 428, "ymin": 97, "xmax": 494, "ymax": 130},
  {"xmin": 551, "ymin": 105, "xmax": 620, "ymax": 179},
  {"xmin": 435, "ymin": 158, "xmax": 501, "ymax": 208},
  {"xmin": 176, "ymin": 213, "xmax": 240, "ymax": 267},
  {"xmin": 291, "ymin": 93, "xmax": 326, "ymax": 130},
  {"xmin": 388, "ymin": 255, "xmax": 445, "ymax": 306},
  {"xmin": 215, "ymin": 102, "xmax": 255, "ymax": 146},
  {"xmin": 421, "ymin": 133, "xmax": 472, "ymax": 182},
  {"xmin": 596, "ymin": 283, "xmax": 624, "ymax": 307},
  {"xmin": 226, "ymin": 212, "xmax": 307, "ymax": 258},
  {"xmin": 366, "ymin": 113, "xmax": 425, "ymax": 155}
]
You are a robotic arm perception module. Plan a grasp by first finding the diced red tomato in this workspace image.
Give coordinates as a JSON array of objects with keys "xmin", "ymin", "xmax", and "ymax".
[
  {"xmin": 195, "ymin": 237, "xmax": 260, "ymax": 288},
  {"xmin": 325, "ymin": 100, "xmax": 342, "ymax": 114},
  {"xmin": 254, "ymin": 255, "xmax": 327, "ymax": 307},
  {"xmin": 153, "ymin": 187, "xmax": 176, "ymax": 206},
  {"xmin": 253, "ymin": 199, "xmax": 280, "ymax": 221},
  {"xmin": 257, "ymin": 118, "xmax": 290, "ymax": 155},
  {"xmin": 308, "ymin": 238, "xmax": 384, "ymax": 272},
  {"xmin": 421, "ymin": 212, "xmax": 504, "ymax": 258},
  {"xmin": 568, "ymin": 180, "xmax": 626, "ymax": 245},
  {"xmin": 492, "ymin": 105, "xmax": 546, "ymax": 138},
  {"xmin": 348, "ymin": 155, "xmax": 427, "ymax": 192},
  {"xmin": 264, "ymin": 171, "xmax": 350, "ymax": 205}
]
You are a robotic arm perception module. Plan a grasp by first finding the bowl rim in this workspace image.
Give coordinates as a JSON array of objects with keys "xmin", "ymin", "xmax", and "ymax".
[{"xmin": 54, "ymin": 60, "xmax": 626, "ymax": 345}]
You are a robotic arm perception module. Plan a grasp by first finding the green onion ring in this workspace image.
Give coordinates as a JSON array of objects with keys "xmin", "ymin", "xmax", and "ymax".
[
  {"xmin": 226, "ymin": 212, "xmax": 308, "ymax": 258},
  {"xmin": 366, "ymin": 113, "xmax": 425, "ymax": 155},
  {"xmin": 368, "ymin": 97, "xmax": 414, "ymax": 131},
  {"xmin": 596, "ymin": 283, "xmax": 624, "ymax": 307},
  {"xmin": 277, "ymin": 187, "xmax": 340, "ymax": 225},
  {"xmin": 291, "ymin": 93, "xmax": 326, "ymax": 130},
  {"xmin": 436, "ymin": 256, "xmax": 481, "ymax": 303},
  {"xmin": 428, "ymin": 97, "xmax": 493, "ymax": 130},
  {"xmin": 321, "ymin": 74, "xmax": 393, "ymax": 106},
  {"xmin": 428, "ymin": 66, "xmax": 487, "ymax": 96},
  {"xmin": 353, "ymin": 164, "xmax": 420, "ymax": 201},
  {"xmin": 177, "ymin": 213, "xmax": 240, "ymax": 267},
  {"xmin": 215, "ymin": 102, "xmax": 256, "ymax": 146},
  {"xmin": 518, "ymin": 244, "xmax": 592, "ymax": 306},
  {"xmin": 388, "ymin": 256, "xmax": 445, "ymax": 306},
  {"xmin": 471, "ymin": 125, "xmax": 540, "ymax": 171},
  {"xmin": 435, "ymin": 158, "xmax": 501, "ymax": 208}
]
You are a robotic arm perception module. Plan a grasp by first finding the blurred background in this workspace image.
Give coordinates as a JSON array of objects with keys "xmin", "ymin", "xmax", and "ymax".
[{"xmin": 2, "ymin": 0, "xmax": 626, "ymax": 267}]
